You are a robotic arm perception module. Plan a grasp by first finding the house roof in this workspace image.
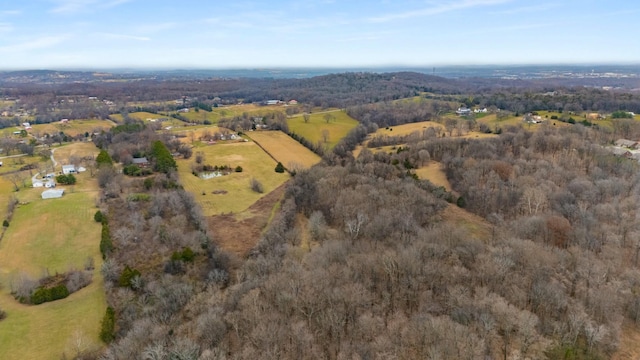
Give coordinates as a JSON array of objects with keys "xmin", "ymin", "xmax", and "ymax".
[
  {"xmin": 62, "ymin": 164, "xmax": 75, "ymax": 170},
  {"xmin": 615, "ymin": 139, "xmax": 637, "ymax": 148},
  {"xmin": 132, "ymin": 157, "xmax": 149, "ymax": 164}
]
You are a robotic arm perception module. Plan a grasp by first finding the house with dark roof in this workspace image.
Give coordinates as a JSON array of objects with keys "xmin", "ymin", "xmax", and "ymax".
[{"xmin": 132, "ymin": 157, "xmax": 150, "ymax": 167}]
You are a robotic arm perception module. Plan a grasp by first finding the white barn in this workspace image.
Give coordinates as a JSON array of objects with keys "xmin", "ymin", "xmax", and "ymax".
[{"xmin": 42, "ymin": 189, "xmax": 64, "ymax": 199}]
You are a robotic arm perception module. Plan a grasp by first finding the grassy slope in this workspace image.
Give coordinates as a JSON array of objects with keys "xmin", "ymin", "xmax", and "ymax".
[
  {"xmin": 375, "ymin": 121, "xmax": 445, "ymax": 136},
  {"xmin": 0, "ymin": 177, "xmax": 104, "ymax": 360},
  {"xmin": 415, "ymin": 161, "xmax": 453, "ymax": 192},
  {"xmin": 247, "ymin": 131, "xmax": 321, "ymax": 169},
  {"xmin": 177, "ymin": 141, "xmax": 289, "ymax": 216},
  {"xmin": 287, "ymin": 110, "xmax": 359, "ymax": 149}
]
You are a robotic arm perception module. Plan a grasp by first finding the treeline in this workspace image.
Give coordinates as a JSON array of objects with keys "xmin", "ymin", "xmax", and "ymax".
[
  {"xmin": 472, "ymin": 87, "xmax": 640, "ymax": 115},
  {"xmin": 6, "ymin": 72, "xmax": 640, "ymax": 129},
  {"xmin": 10, "ymin": 267, "xmax": 93, "ymax": 305},
  {"xmin": 347, "ymin": 98, "xmax": 453, "ymax": 128}
]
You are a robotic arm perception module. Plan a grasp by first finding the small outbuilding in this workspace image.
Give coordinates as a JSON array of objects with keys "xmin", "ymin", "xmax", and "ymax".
[
  {"xmin": 62, "ymin": 165, "xmax": 77, "ymax": 174},
  {"xmin": 42, "ymin": 189, "xmax": 64, "ymax": 199}
]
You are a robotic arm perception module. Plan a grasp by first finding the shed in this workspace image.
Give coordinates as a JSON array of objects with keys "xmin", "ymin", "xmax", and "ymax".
[
  {"xmin": 62, "ymin": 165, "xmax": 76, "ymax": 174},
  {"xmin": 42, "ymin": 189, "xmax": 64, "ymax": 199}
]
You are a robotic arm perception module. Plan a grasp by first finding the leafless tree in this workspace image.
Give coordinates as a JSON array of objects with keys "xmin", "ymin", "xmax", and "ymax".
[{"xmin": 321, "ymin": 129, "xmax": 329, "ymax": 144}]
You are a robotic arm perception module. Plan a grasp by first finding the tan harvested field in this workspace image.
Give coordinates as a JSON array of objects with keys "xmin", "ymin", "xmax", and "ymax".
[
  {"xmin": 287, "ymin": 110, "xmax": 359, "ymax": 149},
  {"xmin": 374, "ymin": 121, "xmax": 444, "ymax": 137},
  {"xmin": 177, "ymin": 141, "xmax": 289, "ymax": 216},
  {"xmin": 0, "ymin": 175, "xmax": 104, "ymax": 360},
  {"xmin": 52, "ymin": 142, "xmax": 100, "ymax": 165},
  {"xmin": 247, "ymin": 131, "xmax": 321, "ymax": 170},
  {"xmin": 415, "ymin": 161, "xmax": 453, "ymax": 192}
]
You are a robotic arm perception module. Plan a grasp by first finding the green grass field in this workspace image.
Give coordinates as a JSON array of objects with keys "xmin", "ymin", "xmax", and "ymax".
[
  {"xmin": 287, "ymin": 110, "xmax": 359, "ymax": 149},
  {"xmin": 0, "ymin": 119, "xmax": 114, "ymax": 139},
  {"xmin": 109, "ymin": 111, "xmax": 161, "ymax": 122},
  {"xmin": 474, "ymin": 111, "xmax": 574, "ymax": 131},
  {"xmin": 0, "ymin": 186, "xmax": 105, "ymax": 360},
  {"xmin": 0, "ymin": 156, "xmax": 44, "ymax": 176},
  {"xmin": 177, "ymin": 141, "xmax": 289, "ymax": 216},
  {"xmin": 173, "ymin": 109, "xmax": 221, "ymax": 124},
  {"xmin": 247, "ymin": 131, "xmax": 321, "ymax": 170}
]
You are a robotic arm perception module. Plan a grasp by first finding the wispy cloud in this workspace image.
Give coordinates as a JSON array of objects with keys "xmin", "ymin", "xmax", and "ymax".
[
  {"xmin": 1, "ymin": 10, "xmax": 22, "ymax": 16},
  {"xmin": 491, "ymin": 3, "xmax": 559, "ymax": 15},
  {"xmin": 95, "ymin": 32, "xmax": 150, "ymax": 41},
  {"xmin": 368, "ymin": 0, "xmax": 512, "ymax": 23},
  {"xmin": 480, "ymin": 22, "xmax": 552, "ymax": 33},
  {"xmin": 0, "ymin": 22, "xmax": 13, "ymax": 33},
  {"xmin": 336, "ymin": 32, "xmax": 393, "ymax": 42},
  {"xmin": 0, "ymin": 35, "xmax": 68, "ymax": 52},
  {"xmin": 135, "ymin": 22, "xmax": 177, "ymax": 34},
  {"xmin": 50, "ymin": 0, "xmax": 132, "ymax": 14}
]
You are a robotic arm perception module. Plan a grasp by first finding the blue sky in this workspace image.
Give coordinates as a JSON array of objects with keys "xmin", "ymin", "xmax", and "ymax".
[{"xmin": 0, "ymin": 0, "xmax": 638, "ymax": 69}]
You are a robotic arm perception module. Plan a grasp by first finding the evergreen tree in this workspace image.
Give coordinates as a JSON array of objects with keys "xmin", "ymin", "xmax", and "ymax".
[
  {"xmin": 96, "ymin": 150, "xmax": 113, "ymax": 167},
  {"xmin": 100, "ymin": 307, "xmax": 116, "ymax": 343},
  {"xmin": 151, "ymin": 140, "xmax": 177, "ymax": 173}
]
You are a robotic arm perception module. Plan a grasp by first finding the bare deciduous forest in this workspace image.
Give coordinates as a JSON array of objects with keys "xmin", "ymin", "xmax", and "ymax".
[{"xmin": 5, "ymin": 70, "xmax": 640, "ymax": 359}]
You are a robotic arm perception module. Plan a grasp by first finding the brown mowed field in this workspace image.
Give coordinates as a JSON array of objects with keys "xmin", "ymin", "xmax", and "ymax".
[
  {"xmin": 247, "ymin": 130, "xmax": 321, "ymax": 170},
  {"xmin": 414, "ymin": 161, "xmax": 453, "ymax": 192},
  {"xmin": 52, "ymin": 142, "xmax": 100, "ymax": 165},
  {"xmin": 373, "ymin": 121, "xmax": 445, "ymax": 137},
  {"xmin": 208, "ymin": 183, "xmax": 286, "ymax": 258}
]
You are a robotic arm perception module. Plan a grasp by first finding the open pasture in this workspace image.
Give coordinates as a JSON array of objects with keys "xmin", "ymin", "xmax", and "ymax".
[
  {"xmin": 35, "ymin": 119, "xmax": 114, "ymax": 137},
  {"xmin": 373, "ymin": 121, "xmax": 444, "ymax": 137},
  {"xmin": 1, "ymin": 119, "xmax": 114, "ymax": 138},
  {"xmin": 109, "ymin": 111, "xmax": 160, "ymax": 122},
  {"xmin": 177, "ymin": 141, "xmax": 289, "ymax": 216},
  {"xmin": 53, "ymin": 142, "xmax": 100, "ymax": 165},
  {"xmin": 474, "ymin": 112, "xmax": 572, "ymax": 131},
  {"xmin": 415, "ymin": 161, "xmax": 453, "ymax": 191},
  {"xmin": 167, "ymin": 125, "xmax": 233, "ymax": 144},
  {"xmin": 287, "ymin": 110, "xmax": 359, "ymax": 149},
  {"xmin": 247, "ymin": 131, "xmax": 321, "ymax": 170},
  {"xmin": 0, "ymin": 155, "xmax": 44, "ymax": 176},
  {"xmin": 0, "ymin": 185, "xmax": 104, "ymax": 360}
]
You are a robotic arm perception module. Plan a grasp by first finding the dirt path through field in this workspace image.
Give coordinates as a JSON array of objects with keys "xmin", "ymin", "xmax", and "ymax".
[{"xmin": 207, "ymin": 182, "xmax": 286, "ymax": 258}]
